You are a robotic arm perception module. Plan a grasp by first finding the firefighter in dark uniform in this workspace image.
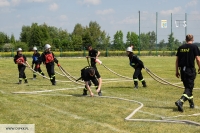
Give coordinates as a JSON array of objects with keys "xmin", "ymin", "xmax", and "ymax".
[
  {"xmin": 175, "ymin": 34, "xmax": 200, "ymax": 112},
  {"xmin": 126, "ymin": 47, "xmax": 147, "ymax": 89},
  {"xmin": 32, "ymin": 46, "xmax": 45, "ymax": 79},
  {"xmin": 14, "ymin": 48, "xmax": 30, "ymax": 84},
  {"xmin": 80, "ymin": 66, "xmax": 102, "ymax": 96},
  {"xmin": 85, "ymin": 45, "xmax": 102, "ymax": 94},
  {"xmin": 40, "ymin": 44, "xmax": 59, "ymax": 85}
]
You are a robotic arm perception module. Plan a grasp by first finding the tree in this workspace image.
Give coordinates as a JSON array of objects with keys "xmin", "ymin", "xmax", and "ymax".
[
  {"xmin": 28, "ymin": 23, "xmax": 42, "ymax": 48},
  {"xmin": 82, "ymin": 30, "xmax": 92, "ymax": 48},
  {"xmin": 147, "ymin": 31, "xmax": 156, "ymax": 50},
  {"xmin": 10, "ymin": 34, "xmax": 16, "ymax": 44},
  {"xmin": 20, "ymin": 25, "xmax": 31, "ymax": 43},
  {"xmin": 71, "ymin": 34, "xmax": 83, "ymax": 51},
  {"xmin": 72, "ymin": 23, "xmax": 84, "ymax": 36},
  {"xmin": 174, "ymin": 39, "xmax": 181, "ymax": 50},
  {"xmin": 158, "ymin": 39, "xmax": 165, "ymax": 50},
  {"xmin": 97, "ymin": 31, "xmax": 110, "ymax": 50},
  {"xmin": 88, "ymin": 21, "xmax": 101, "ymax": 47},
  {"xmin": 167, "ymin": 33, "xmax": 175, "ymax": 51},
  {"xmin": 140, "ymin": 33, "xmax": 149, "ymax": 50},
  {"xmin": 113, "ymin": 30, "xmax": 124, "ymax": 50},
  {"xmin": 126, "ymin": 32, "xmax": 138, "ymax": 50}
]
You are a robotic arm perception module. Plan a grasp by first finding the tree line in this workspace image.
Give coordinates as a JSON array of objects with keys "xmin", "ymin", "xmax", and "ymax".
[{"xmin": 0, "ymin": 21, "xmax": 199, "ymax": 52}]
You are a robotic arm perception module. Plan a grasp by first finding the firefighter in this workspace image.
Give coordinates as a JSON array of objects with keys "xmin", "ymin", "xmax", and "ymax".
[
  {"xmin": 175, "ymin": 34, "xmax": 200, "ymax": 112},
  {"xmin": 14, "ymin": 48, "xmax": 30, "ymax": 84},
  {"xmin": 40, "ymin": 44, "xmax": 59, "ymax": 85},
  {"xmin": 80, "ymin": 66, "xmax": 102, "ymax": 96},
  {"xmin": 32, "ymin": 46, "xmax": 45, "ymax": 79},
  {"xmin": 126, "ymin": 47, "xmax": 147, "ymax": 89},
  {"xmin": 86, "ymin": 45, "xmax": 102, "ymax": 91}
]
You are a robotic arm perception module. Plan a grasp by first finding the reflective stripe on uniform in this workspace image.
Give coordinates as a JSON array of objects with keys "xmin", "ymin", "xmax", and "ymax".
[
  {"xmin": 140, "ymin": 79, "xmax": 145, "ymax": 82},
  {"xmin": 182, "ymin": 94, "xmax": 190, "ymax": 99},
  {"xmin": 50, "ymin": 75, "xmax": 55, "ymax": 80}
]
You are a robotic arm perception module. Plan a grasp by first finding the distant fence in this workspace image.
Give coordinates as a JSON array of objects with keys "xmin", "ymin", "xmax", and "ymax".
[{"xmin": 0, "ymin": 50, "xmax": 176, "ymax": 57}]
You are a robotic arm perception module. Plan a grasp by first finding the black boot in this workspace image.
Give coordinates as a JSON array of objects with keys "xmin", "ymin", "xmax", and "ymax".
[
  {"xmin": 51, "ymin": 77, "xmax": 56, "ymax": 85},
  {"xmin": 83, "ymin": 87, "xmax": 87, "ymax": 96},
  {"xmin": 175, "ymin": 96, "xmax": 187, "ymax": 112},
  {"xmin": 188, "ymin": 99, "xmax": 194, "ymax": 108},
  {"xmin": 33, "ymin": 74, "xmax": 36, "ymax": 80},
  {"xmin": 175, "ymin": 100, "xmax": 184, "ymax": 112},
  {"xmin": 142, "ymin": 81, "xmax": 147, "ymax": 87},
  {"xmin": 134, "ymin": 81, "xmax": 138, "ymax": 89},
  {"xmin": 18, "ymin": 80, "xmax": 22, "ymax": 84},
  {"xmin": 24, "ymin": 79, "xmax": 28, "ymax": 83},
  {"xmin": 96, "ymin": 87, "xmax": 102, "ymax": 96}
]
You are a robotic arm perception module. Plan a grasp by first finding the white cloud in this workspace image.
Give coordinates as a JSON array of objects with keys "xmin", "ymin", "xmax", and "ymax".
[
  {"xmin": 185, "ymin": 0, "xmax": 198, "ymax": 7},
  {"xmin": 49, "ymin": 3, "xmax": 58, "ymax": 11},
  {"xmin": 0, "ymin": 0, "xmax": 10, "ymax": 7},
  {"xmin": 26, "ymin": 0, "xmax": 48, "ymax": 2},
  {"xmin": 59, "ymin": 15, "xmax": 68, "ymax": 21},
  {"xmin": 78, "ymin": 0, "xmax": 101, "ymax": 5},
  {"xmin": 11, "ymin": 0, "xmax": 21, "ymax": 6},
  {"xmin": 118, "ymin": 16, "xmax": 138, "ymax": 25},
  {"xmin": 160, "ymin": 7, "xmax": 182, "ymax": 15},
  {"xmin": 96, "ymin": 8, "xmax": 114, "ymax": 15}
]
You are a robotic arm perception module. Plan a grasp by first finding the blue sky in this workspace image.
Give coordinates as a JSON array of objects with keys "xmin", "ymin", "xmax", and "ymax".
[{"xmin": 0, "ymin": 0, "xmax": 200, "ymax": 43}]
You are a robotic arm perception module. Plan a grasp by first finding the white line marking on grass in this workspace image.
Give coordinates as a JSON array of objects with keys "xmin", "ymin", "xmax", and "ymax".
[
  {"xmin": 0, "ymin": 90, "xmax": 5, "ymax": 94},
  {"xmin": 12, "ymin": 86, "xmax": 200, "ymax": 126},
  {"xmin": 12, "ymin": 87, "xmax": 83, "ymax": 94},
  {"xmin": 21, "ymin": 98, "xmax": 128, "ymax": 133},
  {"xmin": 103, "ymin": 79, "xmax": 132, "ymax": 83}
]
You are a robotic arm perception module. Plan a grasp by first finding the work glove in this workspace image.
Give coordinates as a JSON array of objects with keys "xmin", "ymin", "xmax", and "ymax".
[{"xmin": 57, "ymin": 64, "xmax": 60, "ymax": 67}]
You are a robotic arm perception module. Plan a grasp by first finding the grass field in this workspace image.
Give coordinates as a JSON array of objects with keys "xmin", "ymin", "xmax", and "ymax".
[{"xmin": 1, "ymin": 56, "xmax": 200, "ymax": 133}]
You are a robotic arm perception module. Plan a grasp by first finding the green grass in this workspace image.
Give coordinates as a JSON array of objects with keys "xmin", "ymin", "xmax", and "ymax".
[{"xmin": 1, "ymin": 56, "xmax": 200, "ymax": 133}]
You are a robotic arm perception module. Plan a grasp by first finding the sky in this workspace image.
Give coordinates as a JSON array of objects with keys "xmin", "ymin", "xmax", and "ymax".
[{"xmin": 0, "ymin": 0, "xmax": 200, "ymax": 43}]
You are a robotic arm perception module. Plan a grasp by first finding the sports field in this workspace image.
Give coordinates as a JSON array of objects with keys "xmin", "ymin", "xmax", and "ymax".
[{"xmin": 1, "ymin": 56, "xmax": 200, "ymax": 133}]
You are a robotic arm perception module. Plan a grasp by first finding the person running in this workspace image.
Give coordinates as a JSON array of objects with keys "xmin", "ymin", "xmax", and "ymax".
[
  {"xmin": 40, "ymin": 44, "xmax": 59, "ymax": 85},
  {"xmin": 14, "ymin": 48, "xmax": 30, "ymax": 84},
  {"xmin": 175, "ymin": 34, "xmax": 200, "ymax": 112},
  {"xmin": 79, "ymin": 66, "xmax": 102, "ymax": 96},
  {"xmin": 32, "ymin": 46, "xmax": 45, "ymax": 79},
  {"xmin": 126, "ymin": 46, "xmax": 147, "ymax": 89}
]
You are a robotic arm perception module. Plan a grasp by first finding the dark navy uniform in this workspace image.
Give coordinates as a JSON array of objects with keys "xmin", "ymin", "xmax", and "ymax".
[
  {"xmin": 128, "ymin": 52, "xmax": 146, "ymax": 88},
  {"xmin": 14, "ymin": 54, "xmax": 28, "ymax": 84},
  {"xmin": 88, "ymin": 49, "xmax": 101, "ymax": 78},
  {"xmin": 175, "ymin": 43, "xmax": 200, "ymax": 111},
  {"xmin": 32, "ymin": 52, "xmax": 44, "ymax": 79},
  {"xmin": 80, "ymin": 66, "xmax": 101, "ymax": 96},
  {"xmin": 40, "ymin": 51, "xmax": 58, "ymax": 85}
]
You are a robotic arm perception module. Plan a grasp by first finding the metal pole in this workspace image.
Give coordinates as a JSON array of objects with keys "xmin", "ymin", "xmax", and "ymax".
[
  {"xmin": 156, "ymin": 12, "xmax": 158, "ymax": 56},
  {"xmin": 138, "ymin": 10, "xmax": 140, "ymax": 55},
  {"xmin": 185, "ymin": 13, "xmax": 187, "ymax": 36},
  {"xmin": 171, "ymin": 13, "xmax": 172, "ymax": 55}
]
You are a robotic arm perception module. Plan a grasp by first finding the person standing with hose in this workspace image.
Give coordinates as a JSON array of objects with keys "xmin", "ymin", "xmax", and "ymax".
[
  {"xmin": 32, "ymin": 46, "xmax": 45, "ymax": 79},
  {"xmin": 175, "ymin": 34, "xmax": 200, "ymax": 112},
  {"xmin": 85, "ymin": 45, "xmax": 102, "ymax": 95},
  {"xmin": 14, "ymin": 48, "xmax": 30, "ymax": 84},
  {"xmin": 126, "ymin": 47, "xmax": 147, "ymax": 89},
  {"xmin": 40, "ymin": 44, "xmax": 59, "ymax": 85}
]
